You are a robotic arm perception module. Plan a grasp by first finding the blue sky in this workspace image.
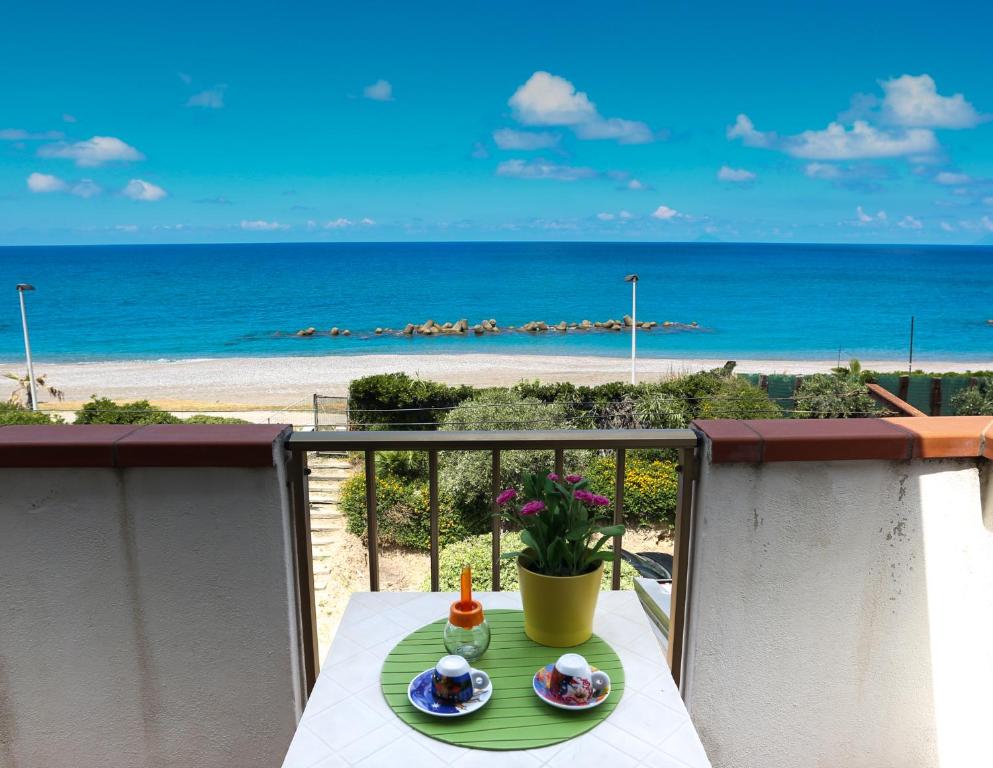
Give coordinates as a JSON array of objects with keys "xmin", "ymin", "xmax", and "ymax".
[{"xmin": 2, "ymin": 1, "xmax": 992, "ymax": 245}]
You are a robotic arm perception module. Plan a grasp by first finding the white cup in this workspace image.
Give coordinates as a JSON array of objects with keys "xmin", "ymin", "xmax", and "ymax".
[
  {"xmin": 432, "ymin": 654, "xmax": 490, "ymax": 703},
  {"xmin": 550, "ymin": 653, "xmax": 610, "ymax": 702}
]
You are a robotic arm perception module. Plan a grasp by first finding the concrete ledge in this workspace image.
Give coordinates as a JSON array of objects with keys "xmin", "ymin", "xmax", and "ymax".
[
  {"xmin": 694, "ymin": 416, "xmax": 993, "ymax": 463},
  {"xmin": 0, "ymin": 424, "xmax": 292, "ymax": 467}
]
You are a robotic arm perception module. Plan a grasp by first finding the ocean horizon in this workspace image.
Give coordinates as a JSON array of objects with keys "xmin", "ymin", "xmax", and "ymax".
[{"xmin": 2, "ymin": 241, "xmax": 991, "ymax": 364}]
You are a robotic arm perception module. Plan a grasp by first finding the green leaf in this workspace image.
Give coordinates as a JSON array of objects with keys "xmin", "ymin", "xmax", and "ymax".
[
  {"xmin": 520, "ymin": 529, "xmax": 540, "ymax": 555},
  {"xmin": 595, "ymin": 524, "xmax": 625, "ymax": 537},
  {"xmin": 586, "ymin": 550, "xmax": 617, "ymax": 562},
  {"xmin": 500, "ymin": 550, "xmax": 521, "ymax": 560}
]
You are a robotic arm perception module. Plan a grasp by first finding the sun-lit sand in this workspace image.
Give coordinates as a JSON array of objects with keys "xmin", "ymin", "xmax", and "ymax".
[{"xmin": 17, "ymin": 352, "xmax": 988, "ymax": 410}]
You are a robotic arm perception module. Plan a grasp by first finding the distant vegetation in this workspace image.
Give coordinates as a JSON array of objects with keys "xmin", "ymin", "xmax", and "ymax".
[{"xmin": 73, "ymin": 397, "xmax": 249, "ymax": 425}]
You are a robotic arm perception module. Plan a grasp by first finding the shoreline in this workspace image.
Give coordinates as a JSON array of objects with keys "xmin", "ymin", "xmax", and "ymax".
[{"xmin": 13, "ymin": 352, "xmax": 990, "ymax": 407}]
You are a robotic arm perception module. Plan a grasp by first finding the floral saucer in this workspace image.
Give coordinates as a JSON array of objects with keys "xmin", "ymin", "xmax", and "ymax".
[
  {"xmin": 533, "ymin": 663, "xmax": 610, "ymax": 711},
  {"xmin": 407, "ymin": 669, "xmax": 492, "ymax": 718}
]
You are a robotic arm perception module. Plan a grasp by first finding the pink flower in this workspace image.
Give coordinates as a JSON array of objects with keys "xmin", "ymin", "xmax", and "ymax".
[
  {"xmin": 565, "ymin": 474, "xmax": 583, "ymax": 484},
  {"xmin": 573, "ymin": 490, "xmax": 596, "ymax": 504},
  {"xmin": 496, "ymin": 488, "xmax": 517, "ymax": 505},
  {"xmin": 592, "ymin": 494, "xmax": 611, "ymax": 507},
  {"xmin": 520, "ymin": 500, "xmax": 546, "ymax": 516},
  {"xmin": 547, "ymin": 472, "xmax": 560, "ymax": 481}
]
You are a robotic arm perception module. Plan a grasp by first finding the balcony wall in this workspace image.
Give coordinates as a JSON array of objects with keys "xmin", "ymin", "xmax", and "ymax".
[
  {"xmin": 0, "ymin": 424, "xmax": 305, "ymax": 768},
  {"xmin": 685, "ymin": 417, "xmax": 993, "ymax": 768}
]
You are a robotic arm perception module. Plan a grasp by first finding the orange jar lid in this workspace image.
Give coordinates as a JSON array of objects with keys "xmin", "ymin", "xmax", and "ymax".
[{"xmin": 449, "ymin": 599, "xmax": 484, "ymax": 629}]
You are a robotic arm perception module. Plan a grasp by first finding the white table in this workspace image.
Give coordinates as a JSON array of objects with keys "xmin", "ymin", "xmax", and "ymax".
[{"xmin": 281, "ymin": 591, "xmax": 711, "ymax": 767}]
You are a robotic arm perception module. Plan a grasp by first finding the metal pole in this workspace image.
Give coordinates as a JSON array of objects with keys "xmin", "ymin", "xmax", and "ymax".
[
  {"xmin": 908, "ymin": 316, "xmax": 915, "ymax": 376},
  {"xmin": 630, "ymin": 279, "xmax": 637, "ymax": 385},
  {"xmin": 17, "ymin": 288, "xmax": 38, "ymax": 411}
]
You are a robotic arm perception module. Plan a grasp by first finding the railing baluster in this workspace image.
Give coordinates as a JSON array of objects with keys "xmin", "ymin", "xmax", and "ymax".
[
  {"xmin": 668, "ymin": 446, "xmax": 698, "ymax": 689},
  {"xmin": 364, "ymin": 450, "xmax": 380, "ymax": 591},
  {"xmin": 429, "ymin": 449, "xmax": 440, "ymax": 592},
  {"xmin": 288, "ymin": 451, "xmax": 319, "ymax": 693},
  {"xmin": 491, "ymin": 449, "xmax": 501, "ymax": 591},
  {"xmin": 554, "ymin": 448, "xmax": 564, "ymax": 477},
  {"xmin": 612, "ymin": 448, "xmax": 625, "ymax": 590}
]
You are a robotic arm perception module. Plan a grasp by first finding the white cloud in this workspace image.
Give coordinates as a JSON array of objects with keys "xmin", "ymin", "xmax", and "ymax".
[
  {"xmin": 186, "ymin": 85, "xmax": 226, "ymax": 109},
  {"xmin": 363, "ymin": 79, "xmax": 393, "ymax": 101},
  {"xmin": 26, "ymin": 172, "xmax": 102, "ymax": 197},
  {"xmin": 38, "ymin": 135, "xmax": 143, "ymax": 167},
  {"xmin": 618, "ymin": 210, "xmax": 634, "ymax": 220},
  {"xmin": 324, "ymin": 218, "xmax": 352, "ymax": 228},
  {"xmin": 651, "ymin": 204, "xmax": 680, "ymax": 220},
  {"xmin": 177, "ymin": 72, "xmax": 193, "ymax": 85},
  {"xmin": 596, "ymin": 212, "xmax": 615, "ymax": 221},
  {"xmin": 492, "ymin": 128, "xmax": 559, "ymax": 150},
  {"xmin": 508, "ymin": 71, "xmax": 654, "ymax": 144},
  {"xmin": 509, "ymin": 72, "xmax": 597, "ymax": 125},
  {"xmin": 730, "ymin": 113, "xmax": 937, "ymax": 160},
  {"xmin": 114, "ymin": 224, "xmax": 138, "ymax": 233},
  {"xmin": 241, "ymin": 219, "xmax": 287, "ymax": 231},
  {"xmin": 26, "ymin": 172, "xmax": 67, "ymax": 193},
  {"xmin": 122, "ymin": 179, "xmax": 167, "ymax": 201},
  {"xmin": 726, "ymin": 114, "xmax": 775, "ymax": 148},
  {"xmin": 855, "ymin": 206, "xmax": 886, "ymax": 224},
  {"xmin": 626, "ymin": 179, "xmax": 647, "ymax": 191},
  {"xmin": 935, "ymin": 171, "xmax": 971, "ymax": 185},
  {"xmin": 898, "ymin": 215, "xmax": 923, "ymax": 230},
  {"xmin": 573, "ymin": 117, "xmax": 653, "ymax": 143},
  {"xmin": 71, "ymin": 179, "xmax": 102, "ymax": 198},
  {"xmin": 787, "ymin": 121, "xmax": 936, "ymax": 160},
  {"xmin": 804, "ymin": 162, "xmax": 841, "ymax": 179},
  {"xmin": 360, "ymin": 217, "xmax": 375, "ymax": 225},
  {"xmin": 940, "ymin": 221, "xmax": 956, "ymax": 232},
  {"xmin": 880, "ymin": 74, "xmax": 983, "ymax": 129},
  {"xmin": 1, "ymin": 128, "xmax": 64, "ymax": 141},
  {"xmin": 982, "ymin": 216, "xmax": 993, "ymax": 232},
  {"xmin": 717, "ymin": 165, "xmax": 755, "ymax": 182},
  {"xmin": 495, "ymin": 158, "xmax": 597, "ymax": 181},
  {"xmin": 62, "ymin": 114, "xmax": 77, "ymax": 123}
]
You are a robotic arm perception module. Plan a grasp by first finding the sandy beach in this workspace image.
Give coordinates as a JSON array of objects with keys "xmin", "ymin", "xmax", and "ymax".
[{"xmin": 16, "ymin": 352, "xmax": 989, "ymax": 410}]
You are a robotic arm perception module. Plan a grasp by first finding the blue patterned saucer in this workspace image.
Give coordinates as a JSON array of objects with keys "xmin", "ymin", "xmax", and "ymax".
[
  {"xmin": 533, "ymin": 663, "xmax": 610, "ymax": 711},
  {"xmin": 407, "ymin": 669, "xmax": 492, "ymax": 718}
]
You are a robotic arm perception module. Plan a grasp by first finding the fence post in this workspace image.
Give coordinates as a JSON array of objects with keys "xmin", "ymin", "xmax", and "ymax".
[
  {"xmin": 668, "ymin": 446, "xmax": 698, "ymax": 690},
  {"xmin": 930, "ymin": 377, "xmax": 942, "ymax": 417}
]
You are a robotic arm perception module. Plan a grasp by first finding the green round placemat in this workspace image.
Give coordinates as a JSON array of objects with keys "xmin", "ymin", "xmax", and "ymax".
[{"xmin": 380, "ymin": 609, "xmax": 624, "ymax": 750}]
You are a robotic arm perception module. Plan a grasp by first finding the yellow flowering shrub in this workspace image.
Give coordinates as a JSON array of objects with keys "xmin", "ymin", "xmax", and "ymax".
[{"xmin": 585, "ymin": 454, "xmax": 679, "ymax": 528}]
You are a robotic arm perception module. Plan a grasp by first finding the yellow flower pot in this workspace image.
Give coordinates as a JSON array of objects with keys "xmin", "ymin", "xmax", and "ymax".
[{"xmin": 517, "ymin": 558, "xmax": 604, "ymax": 647}]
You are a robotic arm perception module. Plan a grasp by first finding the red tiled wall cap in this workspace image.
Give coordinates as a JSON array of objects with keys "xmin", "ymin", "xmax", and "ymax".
[
  {"xmin": 0, "ymin": 424, "xmax": 292, "ymax": 468},
  {"xmin": 693, "ymin": 416, "xmax": 993, "ymax": 463}
]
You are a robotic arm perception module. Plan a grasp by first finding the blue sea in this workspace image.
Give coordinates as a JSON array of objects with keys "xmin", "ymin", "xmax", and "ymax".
[{"xmin": 1, "ymin": 242, "xmax": 991, "ymax": 364}]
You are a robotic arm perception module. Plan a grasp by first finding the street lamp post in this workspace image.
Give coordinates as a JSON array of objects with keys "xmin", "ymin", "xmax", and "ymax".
[
  {"xmin": 625, "ymin": 274, "xmax": 639, "ymax": 385},
  {"xmin": 16, "ymin": 284, "xmax": 38, "ymax": 410}
]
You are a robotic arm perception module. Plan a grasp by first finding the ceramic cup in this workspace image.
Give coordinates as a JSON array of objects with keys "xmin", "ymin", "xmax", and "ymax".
[
  {"xmin": 431, "ymin": 654, "xmax": 491, "ymax": 704},
  {"xmin": 548, "ymin": 652, "xmax": 610, "ymax": 704}
]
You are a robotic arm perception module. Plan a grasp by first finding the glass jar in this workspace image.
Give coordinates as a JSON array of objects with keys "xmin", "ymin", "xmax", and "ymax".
[{"xmin": 443, "ymin": 615, "xmax": 490, "ymax": 662}]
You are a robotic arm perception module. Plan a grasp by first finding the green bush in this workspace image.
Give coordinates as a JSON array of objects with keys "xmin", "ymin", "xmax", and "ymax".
[
  {"xmin": 438, "ymin": 390, "xmax": 576, "ymax": 525},
  {"xmin": 950, "ymin": 382, "xmax": 993, "ymax": 415},
  {"xmin": 74, "ymin": 397, "xmax": 182, "ymax": 425},
  {"xmin": 183, "ymin": 414, "xmax": 250, "ymax": 424},
  {"xmin": 348, "ymin": 373, "xmax": 476, "ymax": 430},
  {"xmin": 423, "ymin": 531, "xmax": 637, "ymax": 591},
  {"xmin": 697, "ymin": 376, "xmax": 783, "ymax": 420},
  {"xmin": 340, "ymin": 471, "xmax": 477, "ymax": 550},
  {"xmin": 792, "ymin": 369, "xmax": 884, "ymax": 419},
  {"xmin": 0, "ymin": 401, "xmax": 62, "ymax": 425},
  {"xmin": 584, "ymin": 454, "xmax": 679, "ymax": 527}
]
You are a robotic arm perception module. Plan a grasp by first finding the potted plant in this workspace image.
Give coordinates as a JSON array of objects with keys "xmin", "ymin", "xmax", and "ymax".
[{"xmin": 496, "ymin": 472, "xmax": 624, "ymax": 647}]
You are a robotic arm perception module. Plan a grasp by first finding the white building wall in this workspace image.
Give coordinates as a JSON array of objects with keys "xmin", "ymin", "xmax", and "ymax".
[
  {"xmin": 0, "ymin": 465, "xmax": 304, "ymax": 768},
  {"xmin": 684, "ymin": 457, "xmax": 993, "ymax": 768}
]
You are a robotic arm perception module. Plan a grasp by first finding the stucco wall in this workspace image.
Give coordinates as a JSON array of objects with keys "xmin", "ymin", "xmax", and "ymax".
[
  {"xmin": 0, "ymin": 465, "xmax": 303, "ymax": 768},
  {"xmin": 684, "ymin": 457, "xmax": 993, "ymax": 768}
]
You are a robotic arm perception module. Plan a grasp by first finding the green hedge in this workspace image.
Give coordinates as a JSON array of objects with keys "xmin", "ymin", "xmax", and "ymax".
[
  {"xmin": 0, "ymin": 402, "xmax": 62, "ymax": 425},
  {"xmin": 422, "ymin": 531, "xmax": 637, "ymax": 591},
  {"xmin": 348, "ymin": 372, "xmax": 476, "ymax": 430},
  {"xmin": 73, "ymin": 397, "xmax": 248, "ymax": 425}
]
